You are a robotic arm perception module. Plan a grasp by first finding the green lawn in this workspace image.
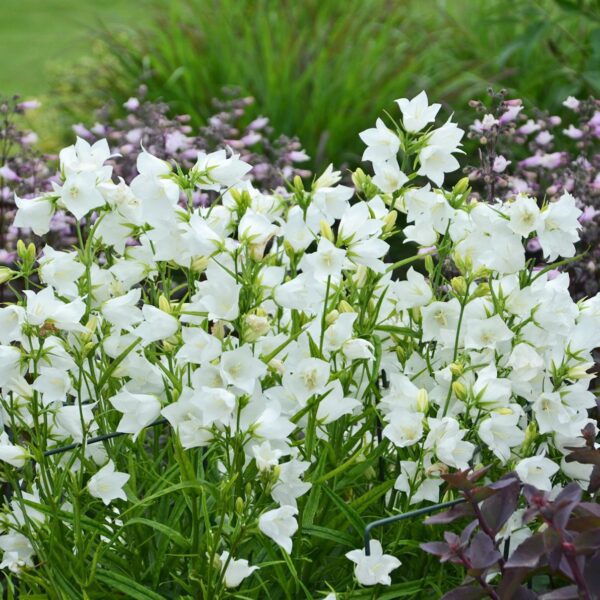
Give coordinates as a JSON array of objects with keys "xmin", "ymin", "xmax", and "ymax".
[{"xmin": 0, "ymin": 0, "xmax": 151, "ymax": 98}]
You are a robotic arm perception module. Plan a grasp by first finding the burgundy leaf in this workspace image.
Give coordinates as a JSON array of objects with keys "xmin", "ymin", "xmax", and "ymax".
[
  {"xmin": 539, "ymin": 585, "xmax": 579, "ymax": 600},
  {"xmin": 442, "ymin": 469, "xmax": 478, "ymax": 491},
  {"xmin": 459, "ymin": 520, "xmax": 479, "ymax": 546},
  {"xmin": 441, "ymin": 585, "xmax": 487, "ymax": 600},
  {"xmin": 496, "ymin": 568, "xmax": 534, "ymax": 598},
  {"xmin": 543, "ymin": 528, "xmax": 563, "ymax": 572},
  {"xmin": 420, "ymin": 541, "xmax": 453, "ymax": 561},
  {"xmin": 583, "ymin": 549, "xmax": 600, "ymax": 594},
  {"xmin": 567, "ymin": 516, "xmax": 600, "ymax": 532},
  {"xmin": 465, "ymin": 531, "xmax": 502, "ymax": 570},
  {"xmin": 481, "ymin": 478, "xmax": 520, "ymax": 535},
  {"xmin": 589, "ymin": 465, "xmax": 600, "ymax": 494},
  {"xmin": 506, "ymin": 533, "xmax": 546, "ymax": 569},
  {"xmin": 574, "ymin": 529, "xmax": 600, "ymax": 554},
  {"xmin": 564, "ymin": 446, "xmax": 600, "ymax": 467},
  {"xmin": 551, "ymin": 483, "xmax": 582, "ymax": 531},
  {"xmin": 425, "ymin": 503, "xmax": 475, "ymax": 525}
]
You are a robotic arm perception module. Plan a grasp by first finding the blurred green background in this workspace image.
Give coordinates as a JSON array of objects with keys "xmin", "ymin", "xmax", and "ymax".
[{"xmin": 2, "ymin": 0, "xmax": 600, "ymax": 168}]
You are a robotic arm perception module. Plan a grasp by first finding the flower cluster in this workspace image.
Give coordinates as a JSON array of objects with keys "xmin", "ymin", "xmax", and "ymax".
[
  {"xmin": 0, "ymin": 89, "xmax": 309, "ymax": 267},
  {"xmin": 0, "ymin": 92, "xmax": 597, "ymax": 595},
  {"xmin": 465, "ymin": 90, "xmax": 600, "ymax": 299}
]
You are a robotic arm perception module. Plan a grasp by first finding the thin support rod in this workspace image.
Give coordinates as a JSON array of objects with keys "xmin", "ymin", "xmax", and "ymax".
[
  {"xmin": 43, "ymin": 418, "xmax": 169, "ymax": 458},
  {"xmin": 364, "ymin": 498, "xmax": 466, "ymax": 555}
]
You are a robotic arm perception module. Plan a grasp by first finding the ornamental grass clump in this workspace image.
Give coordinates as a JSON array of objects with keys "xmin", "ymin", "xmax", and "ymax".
[{"xmin": 0, "ymin": 92, "xmax": 597, "ymax": 597}]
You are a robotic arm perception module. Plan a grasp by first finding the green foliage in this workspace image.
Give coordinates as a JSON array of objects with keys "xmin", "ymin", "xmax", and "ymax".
[{"xmin": 65, "ymin": 0, "xmax": 600, "ymax": 170}]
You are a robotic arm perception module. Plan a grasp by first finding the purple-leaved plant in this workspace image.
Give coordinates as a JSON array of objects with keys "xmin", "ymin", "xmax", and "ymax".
[{"xmin": 420, "ymin": 425, "xmax": 600, "ymax": 599}]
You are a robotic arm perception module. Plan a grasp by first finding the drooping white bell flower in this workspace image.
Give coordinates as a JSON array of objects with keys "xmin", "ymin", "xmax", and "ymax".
[
  {"xmin": 13, "ymin": 194, "xmax": 55, "ymax": 236},
  {"xmin": 0, "ymin": 432, "xmax": 27, "ymax": 468},
  {"xmin": 258, "ymin": 505, "xmax": 298, "ymax": 554},
  {"xmin": 218, "ymin": 551, "xmax": 259, "ymax": 588}
]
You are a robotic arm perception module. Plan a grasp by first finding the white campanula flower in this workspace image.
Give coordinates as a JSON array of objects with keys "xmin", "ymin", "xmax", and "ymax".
[
  {"xmin": 161, "ymin": 391, "xmax": 213, "ymax": 449},
  {"xmin": 417, "ymin": 121, "xmax": 464, "ymax": 186},
  {"xmin": 316, "ymin": 380, "xmax": 361, "ymax": 424},
  {"xmin": 133, "ymin": 305, "xmax": 179, "ymax": 345},
  {"xmin": 13, "ymin": 194, "xmax": 55, "ymax": 236},
  {"xmin": 0, "ymin": 345, "xmax": 21, "ymax": 387},
  {"xmin": 299, "ymin": 238, "xmax": 347, "ymax": 282},
  {"xmin": 176, "ymin": 327, "xmax": 222, "ymax": 365},
  {"xmin": 110, "ymin": 388, "xmax": 162, "ymax": 440},
  {"xmin": 87, "ymin": 460, "xmax": 130, "ymax": 505},
  {"xmin": 258, "ymin": 505, "xmax": 298, "ymax": 554},
  {"xmin": 0, "ymin": 532, "xmax": 35, "ymax": 573},
  {"xmin": 55, "ymin": 171, "xmax": 106, "ymax": 221},
  {"xmin": 371, "ymin": 158, "xmax": 408, "ymax": 194},
  {"xmin": 59, "ymin": 137, "xmax": 112, "ymax": 177},
  {"xmin": 283, "ymin": 357, "xmax": 330, "ymax": 405},
  {"xmin": 38, "ymin": 246, "xmax": 85, "ymax": 299},
  {"xmin": 271, "ymin": 460, "xmax": 311, "ymax": 508},
  {"xmin": 382, "ymin": 410, "xmax": 423, "ymax": 448},
  {"xmin": 193, "ymin": 149, "xmax": 252, "ymax": 190},
  {"xmin": 219, "ymin": 551, "xmax": 259, "ymax": 588},
  {"xmin": 0, "ymin": 432, "xmax": 27, "ymax": 468},
  {"xmin": 464, "ymin": 314, "xmax": 513, "ymax": 350},
  {"xmin": 515, "ymin": 455, "xmax": 559, "ymax": 491},
  {"xmin": 478, "ymin": 412, "xmax": 524, "ymax": 463},
  {"xmin": 391, "ymin": 267, "xmax": 433, "ymax": 310},
  {"xmin": 507, "ymin": 194, "xmax": 541, "ymax": 237},
  {"xmin": 421, "ymin": 299, "xmax": 461, "ymax": 344},
  {"xmin": 395, "ymin": 90, "xmax": 441, "ymax": 133},
  {"xmin": 219, "ymin": 346, "xmax": 267, "ymax": 394},
  {"xmin": 537, "ymin": 192, "xmax": 582, "ymax": 261},
  {"xmin": 359, "ymin": 118, "xmax": 400, "ymax": 163},
  {"xmin": 0, "ymin": 306, "xmax": 24, "ymax": 345},
  {"xmin": 31, "ymin": 366, "xmax": 73, "ymax": 406},
  {"xmin": 346, "ymin": 540, "xmax": 401, "ymax": 586}
]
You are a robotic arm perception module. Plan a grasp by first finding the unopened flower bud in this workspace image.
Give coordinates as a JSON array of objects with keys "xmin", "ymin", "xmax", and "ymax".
[
  {"xmin": 353, "ymin": 265, "xmax": 368, "ymax": 287},
  {"xmin": 235, "ymin": 496, "xmax": 244, "ymax": 514},
  {"xmin": 452, "ymin": 381, "xmax": 468, "ymax": 401},
  {"xmin": 383, "ymin": 210, "xmax": 397, "ymax": 233},
  {"xmin": 269, "ymin": 358, "xmax": 285, "ymax": 375},
  {"xmin": 567, "ymin": 363, "xmax": 593, "ymax": 380},
  {"xmin": 337, "ymin": 300, "xmax": 354, "ymax": 313},
  {"xmin": 410, "ymin": 306, "xmax": 422, "ymax": 323},
  {"xmin": 158, "ymin": 294, "xmax": 171, "ymax": 314},
  {"xmin": 0, "ymin": 267, "xmax": 17, "ymax": 284},
  {"xmin": 325, "ymin": 309, "xmax": 339, "ymax": 325},
  {"xmin": 351, "ymin": 168, "xmax": 367, "ymax": 192},
  {"xmin": 523, "ymin": 421, "xmax": 538, "ymax": 446},
  {"xmin": 473, "ymin": 282, "xmax": 490, "ymax": 298},
  {"xmin": 16, "ymin": 239, "xmax": 27, "ymax": 260},
  {"xmin": 450, "ymin": 276, "xmax": 468, "ymax": 297},
  {"xmin": 416, "ymin": 388, "xmax": 429, "ymax": 412},
  {"xmin": 244, "ymin": 314, "xmax": 270, "ymax": 341},
  {"xmin": 191, "ymin": 256, "xmax": 209, "ymax": 273},
  {"xmin": 453, "ymin": 177, "xmax": 470, "ymax": 196},
  {"xmin": 319, "ymin": 219, "xmax": 335, "ymax": 242},
  {"xmin": 211, "ymin": 321, "xmax": 225, "ymax": 340},
  {"xmin": 449, "ymin": 362, "xmax": 464, "ymax": 377},
  {"xmin": 293, "ymin": 175, "xmax": 304, "ymax": 193},
  {"xmin": 424, "ymin": 254, "xmax": 434, "ymax": 277}
]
